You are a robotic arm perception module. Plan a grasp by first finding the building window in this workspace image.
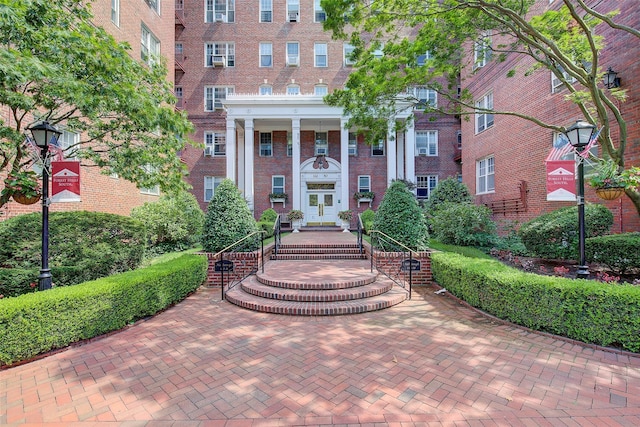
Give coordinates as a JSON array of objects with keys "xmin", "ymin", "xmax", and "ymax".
[
  {"xmin": 314, "ymin": 85, "xmax": 328, "ymax": 96},
  {"xmin": 477, "ymin": 156, "xmax": 495, "ymax": 194},
  {"xmin": 176, "ymin": 0, "xmax": 184, "ymax": 10},
  {"xmin": 344, "ymin": 43, "xmax": 355, "ymax": 66},
  {"xmin": 287, "ymin": 0, "xmax": 299, "ymax": 21},
  {"xmin": 204, "ymin": 132, "xmax": 226, "ymax": 156},
  {"xmin": 259, "ymin": 42, "xmax": 273, "ymax": 67},
  {"xmin": 58, "ymin": 130, "xmax": 79, "ymax": 160},
  {"xmin": 372, "ymin": 140, "xmax": 385, "ymax": 156},
  {"xmin": 551, "ymin": 67, "xmax": 577, "ymax": 93},
  {"xmin": 272, "ymin": 175, "xmax": 285, "ymax": 194},
  {"xmin": 314, "ymin": 0, "xmax": 326, "ymax": 22},
  {"xmin": 416, "ymin": 175, "xmax": 438, "ymax": 199},
  {"xmin": 205, "ymin": 0, "xmax": 235, "ymax": 23},
  {"xmin": 413, "ymin": 86, "xmax": 437, "ymax": 108},
  {"xmin": 260, "ymin": 132, "xmax": 273, "ymax": 156},
  {"xmin": 205, "ymin": 86, "xmax": 234, "ymax": 111},
  {"xmin": 205, "ymin": 42, "xmax": 235, "ymax": 67},
  {"xmin": 287, "ymin": 85, "xmax": 300, "ymax": 95},
  {"xmin": 140, "ymin": 165, "xmax": 160, "ymax": 195},
  {"xmin": 457, "ymin": 130, "xmax": 462, "ymax": 149},
  {"xmin": 475, "ymin": 92, "xmax": 494, "ymax": 133},
  {"xmin": 175, "ymin": 43, "xmax": 183, "ymax": 55},
  {"xmin": 141, "ymin": 25, "xmax": 160, "ymax": 66},
  {"xmin": 175, "ymin": 86, "xmax": 183, "ymax": 108},
  {"xmin": 260, "ymin": 0, "xmax": 272, "ymax": 22},
  {"xmin": 314, "ymin": 43, "xmax": 327, "ymax": 67},
  {"xmin": 416, "ymin": 131, "xmax": 438, "ymax": 156},
  {"xmin": 315, "ymin": 132, "xmax": 328, "ymax": 155},
  {"xmin": 111, "ymin": 0, "xmax": 119, "ymax": 26},
  {"xmin": 260, "ymin": 84, "xmax": 272, "ymax": 95},
  {"xmin": 474, "ymin": 32, "xmax": 492, "ymax": 68},
  {"xmin": 146, "ymin": 0, "xmax": 160, "ymax": 13},
  {"xmin": 348, "ymin": 132, "xmax": 357, "ymax": 156},
  {"xmin": 416, "ymin": 51, "xmax": 432, "ymax": 66},
  {"xmin": 287, "ymin": 132, "xmax": 292, "ymax": 156},
  {"xmin": 286, "ymin": 42, "xmax": 299, "ymax": 66},
  {"xmin": 204, "ymin": 176, "xmax": 223, "ymax": 202},
  {"xmin": 358, "ymin": 175, "xmax": 371, "ymax": 193}
]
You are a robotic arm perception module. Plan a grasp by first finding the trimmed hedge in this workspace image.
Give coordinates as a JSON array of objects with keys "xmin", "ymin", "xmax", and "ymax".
[
  {"xmin": 431, "ymin": 251, "xmax": 640, "ymax": 352},
  {"xmin": 0, "ymin": 254, "xmax": 208, "ymax": 366},
  {"xmin": 586, "ymin": 232, "xmax": 640, "ymax": 274}
]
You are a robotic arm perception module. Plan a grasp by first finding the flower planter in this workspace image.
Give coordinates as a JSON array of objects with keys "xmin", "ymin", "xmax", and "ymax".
[
  {"xmin": 595, "ymin": 187, "xmax": 624, "ymax": 200},
  {"xmin": 13, "ymin": 193, "xmax": 41, "ymax": 205}
]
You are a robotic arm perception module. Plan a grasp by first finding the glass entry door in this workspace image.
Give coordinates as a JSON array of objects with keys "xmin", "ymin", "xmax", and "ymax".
[{"xmin": 307, "ymin": 192, "xmax": 336, "ymax": 225}]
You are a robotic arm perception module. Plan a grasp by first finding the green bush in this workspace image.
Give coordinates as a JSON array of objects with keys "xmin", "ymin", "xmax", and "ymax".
[
  {"xmin": 372, "ymin": 180, "xmax": 428, "ymax": 251},
  {"xmin": 431, "ymin": 251, "xmax": 640, "ymax": 352},
  {"xmin": 259, "ymin": 208, "xmax": 278, "ymax": 223},
  {"xmin": 432, "ymin": 202, "xmax": 496, "ymax": 248},
  {"xmin": 422, "ymin": 177, "xmax": 472, "ymax": 232},
  {"xmin": 202, "ymin": 179, "xmax": 260, "ymax": 252},
  {"xmin": 257, "ymin": 221, "xmax": 275, "ymax": 238},
  {"xmin": 131, "ymin": 191, "xmax": 204, "ymax": 255},
  {"xmin": 0, "ymin": 211, "xmax": 146, "ymax": 296},
  {"xmin": 360, "ymin": 208, "xmax": 375, "ymax": 234},
  {"xmin": 586, "ymin": 232, "xmax": 640, "ymax": 274},
  {"xmin": 518, "ymin": 204, "xmax": 613, "ymax": 259},
  {"xmin": 0, "ymin": 254, "xmax": 208, "ymax": 366}
]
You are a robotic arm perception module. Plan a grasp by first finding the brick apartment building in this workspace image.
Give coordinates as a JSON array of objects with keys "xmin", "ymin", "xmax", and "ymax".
[
  {"xmin": 461, "ymin": 0, "xmax": 640, "ymax": 233},
  {"xmin": 176, "ymin": 0, "xmax": 462, "ymax": 225},
  {"xmin": 1, "ymin": 0, "xmax": 173, "ymax": 220}
]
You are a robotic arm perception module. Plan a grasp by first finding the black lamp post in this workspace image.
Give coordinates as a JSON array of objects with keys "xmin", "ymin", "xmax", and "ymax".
[
  {"xmin": 564, "ymin": 119, "xmax": 596, "ymax": 279},
  {"xmin": 28, "ymin": 121, "xmax": 62, "ymax": 291}
]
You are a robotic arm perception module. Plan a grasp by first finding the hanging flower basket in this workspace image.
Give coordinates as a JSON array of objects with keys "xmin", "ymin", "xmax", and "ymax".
[
  {"xmin": 595, "ymin": 187, "xmax": 625, "ymax": 200},
  {"xmin": 13, "ymin": 192, "xmax": 41, "ymax": 205}
]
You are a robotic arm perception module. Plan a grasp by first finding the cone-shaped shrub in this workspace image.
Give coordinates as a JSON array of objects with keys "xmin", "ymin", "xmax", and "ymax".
[
  {"xmin": 202, "ymin": 179, "xmax": 259, "ymax": 252},
  {"xmin": 372, "ymin": 180, "xmax": 428, "ymax": 251}
]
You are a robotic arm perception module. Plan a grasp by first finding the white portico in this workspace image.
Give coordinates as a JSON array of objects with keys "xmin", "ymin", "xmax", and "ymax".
[{"xmin": 222, "ymin": 94, "xmax": 414, "ymax": 224}]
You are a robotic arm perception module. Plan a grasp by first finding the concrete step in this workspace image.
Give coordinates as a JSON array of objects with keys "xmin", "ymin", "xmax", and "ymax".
[{"xmin": 271, "ymin": 253, "xmax": 368, "ymax": 261}]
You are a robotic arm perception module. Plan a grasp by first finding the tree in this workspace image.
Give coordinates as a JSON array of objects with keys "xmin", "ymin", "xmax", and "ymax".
[
  {"xmin": 322, "ymin": 0, "xmax": 640, "ymax": 216},
  {"xmin": 0, "ymin": 0, "xmax": 195, "ymax": 207}
]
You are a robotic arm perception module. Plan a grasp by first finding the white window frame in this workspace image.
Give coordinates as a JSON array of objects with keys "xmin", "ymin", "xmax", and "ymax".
[
  {"xmin": 287, "ymin": 85, "xmax": 300, "ymax": 95},
  {"xmin": 348, "ymin": 132, "xmax": 357, "ymax": 156},
  {"xmin": 141, "ymin": 25, "xmax": 160, "ymax": 66},
  {"xmin": 287, "ymin": 132, "xmax": 292, "ymax": 156},
  {"xmin": 146, "ymin": 0, "xmax": 160, "ymax": 14},
  {"xmin": 140, "ymin": 165, "xmax": 160, "ymax": 196},
  {"xmin": 314, "ymin": 85, "xmax": 328, "ymax": 96},
  {"xmin": 372, "ymin": 140, "xmax": 385, "ymax": 156},
  {"xmin": 204, "ymin": 132, "xmax": 226, "ymax": 156},
  {"xmin": 474, "ymin": 33, "xmax": 492, "ymax": 69},
  {"xmin": 205, "ymin": 86, "xmax": 234, "ymax": 111},
  {"xmin": 205, "ymin": 42, "xmax": 235, "ymax": 67},
  {"xmin": 551, "ymin": 67, "xmax": 577, "ymax": 93},
  {"xmin": 416, "ymin": 51, "xmax": 432, "ymax": 66},
  {"xmin": 343, "ymin": 43, "xmax": 355, "ymax": 66},
  {"xmin": 314, "ymin": 0, "xmax": 326, "ymax": 22},
  {"xmin": 413, "ymin": 86, "xmax": 437, "ymax": 108},
  {"xmin": 260, "ymin": 0, "xmax": 272, "ymax": 22},
  {"xmin": 416, "ymin": 175, "xmax": 438, "ymax": 199},
  {"xmin": 314, "ymin": 132, "xmax": 328, "ymax": 155},
  {"xmin": 260, "ymin": 42, "xmax": 273, "ymax": 67},
  {"xmin": 260, "ymin": 85, "xmax": 272, "ymax": 95},
  {"xmin": 358, "ymin": 176, "xmax": 371, "ymax": 193},
  {"xmin": 260, "ymin": 132, "xmax": 273, "ymax": 157},
  {"xmin": 287, "ymin": 0, "xmax": 299, "ymax": 21},
  {"xmin": 57, "ymin": 129, "xmax": 79, "ymax": 160},
  {"xmin": 476, "ymin": 156, "xmax": 495, "ymax": 194},
  {"xmin": 204, "ymin": 176, "xmax": 223, "ymax": 202},
  {"xmin": 416, "ymin": 130, "xmax": 438, "ymax": 156},
  {"xmin": 314, "ymin": 42, "xmax": 328, "ymax": 68},
  {"xmin": 111, "ymin": 0, "xmax": 120, "ymax": 26},
  {"xmin": 205, "ymin": 0, "xmax": 235, "ymax": 23},
  {"xmin": 272, "ymin": 175, "xmax": 285, "ymax": 194},
  {"xmin": 286, "ymin": 42, "xmax": 299, "ymax": 66},
  {"xmin": 475, "ymin": 92, "xmax": 494, "ymax": 134}
]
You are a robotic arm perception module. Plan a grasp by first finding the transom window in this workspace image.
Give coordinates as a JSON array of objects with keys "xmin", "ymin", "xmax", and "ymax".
[
  {"xmin": 315, "ymin": 43, "xmax": 327, "ymax": 67},
  {"xmin": 475, "ymin": 92, "xmax": 494, "ymax": 133},
  {"xmin": 205, "ymin": 86, "xmax": 234, "ymax": 111},
  {"xmin": 477, "ymin": 156, "xmax": 495, "ymax": 194},
  {"xmin": 416, "ymin": 175, "xmax": 438, "ymax": 199},
  {"xmin": 260, "ymin": 0, "xmax": 272, "ymax": 22},
  {"xmin": 260, "ymin": 42, "xmax": 273, "ymax": 67},
  {"xmin": 205, "ymin": 42, "xmax": 235, "ymax": 67},
  {"xmin": 141, "ymin": 25, "xmax": 160, "ymax": 66},
  {"xmin": 204, "ymin": 132, "xmax": 226, "ymax": 156},
  {"xmin": 204, "ymin": 176, "xmax": 224, "ymax": 202},
  {"xmin": 358, "ymin": 176, "xmax": 371, "ymax": 193},
  {"xmin": 315, "ymin": 132, "xmax": 328, "ymax": 155},
  {"xmin": 416, "ymin": 131, "xmax": 438, "ymax": 156},
  {"xmin": 260, "ymin": 132, "xmax": 273, "ymax": 156}
]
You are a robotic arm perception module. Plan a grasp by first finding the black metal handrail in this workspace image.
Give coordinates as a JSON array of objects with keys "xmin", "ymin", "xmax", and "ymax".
[
  {"xmin": 212, "ymin": 230, "xmax": 266, "ymax": 300},
  {"xmin": 356, "ymin": 213, "xmax": 364, "ymax": 254},
  {"xmin": 273, "ymin": 214, "xmax": 282, "ymax": 255},
  {"xmin": 369, "ymin": 230, "xmax": 416, "ymax": 299}
]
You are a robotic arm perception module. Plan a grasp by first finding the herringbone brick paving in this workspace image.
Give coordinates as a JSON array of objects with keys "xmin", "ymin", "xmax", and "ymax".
[{"xmin": 2, "ymin": 233, "xmax": 640, "ymax": 426}]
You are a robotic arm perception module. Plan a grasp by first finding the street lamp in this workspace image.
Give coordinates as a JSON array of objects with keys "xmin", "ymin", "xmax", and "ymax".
[
  {"xmin": 564, "ymin": 119, "xmax": 596, "ymax": 279},
  {"xmin": 28, "ymin": 121, "xmax": 62, "ymax": 291}
]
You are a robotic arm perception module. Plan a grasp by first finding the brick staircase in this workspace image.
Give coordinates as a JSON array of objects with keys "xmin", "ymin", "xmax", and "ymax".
[{"xmin": 225, "ymin": 241, "xmax": 408, "ymax": 315}]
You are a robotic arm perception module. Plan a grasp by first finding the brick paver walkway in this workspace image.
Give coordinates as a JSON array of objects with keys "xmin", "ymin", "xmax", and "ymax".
[{"xmin": 2, "ymin": 233, "xmax": 640, "ymax": 426}]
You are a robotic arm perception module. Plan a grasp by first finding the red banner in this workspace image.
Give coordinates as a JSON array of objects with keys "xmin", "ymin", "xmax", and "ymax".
[
  {"xmin": 546, "ymin": 160, "xmax": 575, "ymax": 201},
  {"xmin": 51, "ymin": 161, "xmax": 81, "ymax": 203}
]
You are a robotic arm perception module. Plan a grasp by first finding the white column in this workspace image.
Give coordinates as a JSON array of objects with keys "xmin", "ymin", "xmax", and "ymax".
[
  {"xmin": 340, "ymin": 118, "xmax": 350, "ymax": 211},
  {"xmin": 292, "ymin": 118, "xmax": 301, "ymax": 211},
  {"xmin": 225, "ymin": 118, "xmax": 236, "ymax": 182},
  {"xmin": 397, "ymin": 130, "xmax": 405, "ymax": 180},
  {"xmin": 405, "ymin": 121, "xmax": 416, "ymax": 184},
  {"xmin": 237, "ymin": 127, "xmax": 245, "ymax": 194},
  {"xmin": 386, "ymin": 121, "xmax": 397, "ymax": 185},
  {"xmin": 244, "ymin": 118, "xmax": 254, "ymax": 212}
]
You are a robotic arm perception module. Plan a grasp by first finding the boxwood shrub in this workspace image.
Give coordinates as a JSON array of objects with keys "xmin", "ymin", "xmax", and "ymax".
[
  {"xmin": 431, "ymin": 251, "xmax": 640, "ymax": 352},
  {"xmin": 586, "ymin": 232, "xmax": 640, "ymax": 274},
  {"xmin": 0, "ymin": 254, "xmax": 208, "ymax": 366}
]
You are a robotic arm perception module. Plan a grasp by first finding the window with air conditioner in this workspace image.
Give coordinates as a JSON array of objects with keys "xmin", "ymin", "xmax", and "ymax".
[
  {"xmin": 205, "ymin": 42, "xmax": 235, "ymax": 67},
  {"xmin": 204, "ymin": 0, "xmax": 234, "ymax": 23},
  {"xmin": 205, "ymin": 132, "xmax": 226, "ymax": 156},
  {"xmin": 287, "ymin": 0, "xmax": 299, "ymax": 21},
  {"xmin": 204, "ymin": 86, "xmax": 234, "ymax": 111},
  {"xmin": 416, "ymin": 131, "xmax": 438, "ymax": 156},
  {"xmin": 372, "ymin": 140, "xmax": 385, "ymax": 156}
]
